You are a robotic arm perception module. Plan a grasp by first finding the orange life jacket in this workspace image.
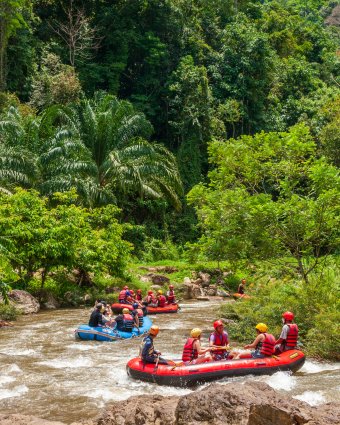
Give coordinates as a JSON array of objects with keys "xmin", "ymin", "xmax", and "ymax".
[
  {"xmin": 286, "ymin": 324, "xmax": 298, "ymax": 348},
  {"xmin": 182, "ymin": 337, "xmax": 198, "ymax": 362},
  {"xmin": 158, "ymin": 295, "xmax": 166, "ymax": 307},
  {"xmin": 167, "ymin": 290, "xmax": 175, "ymax": 303},
  {"xmin": 122, "ymin": 313, "xmax": 134, "ymax": 331},
  {"xmin": 136, "ymin": 308, "xmax": 144, "ymax": 326},
  {"xmin": 210, "ymin": 331, "xmax": 228, "ymax": 356},
  {"xmin": 257, "ymin": 333, "xmax": 275, "ymax": 356},
  {"xmin": 118, "ymin": 289, "xmax": 126, "ymax": 301}
]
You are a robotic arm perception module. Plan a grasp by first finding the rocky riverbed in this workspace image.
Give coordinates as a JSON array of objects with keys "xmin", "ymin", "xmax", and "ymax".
[{"xmin": 1, "ymin": 381, "xmax": 339, "ymax": 425}]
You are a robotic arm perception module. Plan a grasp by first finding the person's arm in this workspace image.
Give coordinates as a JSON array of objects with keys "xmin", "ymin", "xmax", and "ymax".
[
  {"xmin": 275, "ymin": 325, "xmax": 289, "ymax": 345},
  {"xmin": 194, "ymin": 340, "xmax": 210, "ymax": 355},
  {"xmin": 244, "ymin": 334, "xmax": 263, "ymax": 349},
  {"xmin": 209, "ymin": 334, "xmax": 215, "ymax": 347}
]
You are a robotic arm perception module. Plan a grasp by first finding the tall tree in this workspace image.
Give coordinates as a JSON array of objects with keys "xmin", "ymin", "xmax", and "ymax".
[
  {"xmin": 0, "ymin": 0, "xmax": 30, "ymax": 90},
  {"xmin": 40, "ymin": 93, "xmax": 183, "ymax": 208}
]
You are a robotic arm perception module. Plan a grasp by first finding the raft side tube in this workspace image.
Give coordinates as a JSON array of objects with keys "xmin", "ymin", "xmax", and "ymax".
[{"xmin": 126, "ymin": 350, "xmax": 305, "ymax": 387}]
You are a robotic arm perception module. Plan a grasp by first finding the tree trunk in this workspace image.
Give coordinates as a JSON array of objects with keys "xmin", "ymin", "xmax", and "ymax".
[{"xmin": 0, "ymin": 20, "xmax": 7, "ymax": 91}]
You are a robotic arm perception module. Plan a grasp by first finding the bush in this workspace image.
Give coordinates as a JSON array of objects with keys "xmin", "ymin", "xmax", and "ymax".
[
  {"xmin": 220, "ymin": 264, "xmax": 339, "ymax": 360},
  {"xmin": 0, "ymin": 304, "xmax": 20, "ymax": 321}
]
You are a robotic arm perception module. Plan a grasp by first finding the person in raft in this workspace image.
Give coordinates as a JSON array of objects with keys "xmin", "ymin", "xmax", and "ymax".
[
  {"xmin": 118, "ymin": 286, "xmax": 129, "ymax": 303},
  {"xmin": 157, "ymin": 290, "xmax": 167, "ymax": 307},
  {"xmin": 140, "ymin": 325, "xmax": 169, "ymax": 364},
  {"xmin": 182, "ymin": 328, "xmax": 213, "ymax": 365},
  {"xmin": 209, "ymin": 320, "xmax": 230, "ymax": 360},
  {"xmin": 88, "ymin": 303, "xmax": 108, "ymax": 327},
  {"xmin": 146, "ymin": 290, "xmax": 158, "ymax": 307},
  {"xmin": 237, "ymin": 278, "xmax": 246, "ymax": 294},
  {"xmin": 232, "ymin": 323, "xmax": 275, "ymax": 359},
  {"xmin": 131, "ymin": 302, "xmax": 144, "ymax": 329},
  {"xmin": 166, "ymin": 284, "xmax": 176, "ymax": 304},
  {"xmin": 114, "ymin": 308, "xmax": 134, "ymax": 332},
  {"xmin": 275, "ymin": 311, "xmax": 299, "ymax": 353}
]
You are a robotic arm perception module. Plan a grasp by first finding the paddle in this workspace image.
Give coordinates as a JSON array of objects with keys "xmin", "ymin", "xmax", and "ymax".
[{"xmin": 153, "ymin": 354, "xmax": 161, "ymax": 372}]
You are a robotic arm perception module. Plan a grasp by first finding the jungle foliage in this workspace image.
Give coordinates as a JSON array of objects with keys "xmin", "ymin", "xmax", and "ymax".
[{"xmin": 0, "ymin": 0, "xmax": 339, "ymax": 348}]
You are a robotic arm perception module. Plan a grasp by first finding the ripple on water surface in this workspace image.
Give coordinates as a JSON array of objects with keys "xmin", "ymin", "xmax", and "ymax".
[{"xmin": 0, "ymin": 303, "xmax": 339, "ymax": 423}]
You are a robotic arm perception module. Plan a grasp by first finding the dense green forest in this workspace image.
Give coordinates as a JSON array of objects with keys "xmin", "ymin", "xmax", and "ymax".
[{"xmin": 0, "ymin": 0, "xmax": 339, "ymax": 356}]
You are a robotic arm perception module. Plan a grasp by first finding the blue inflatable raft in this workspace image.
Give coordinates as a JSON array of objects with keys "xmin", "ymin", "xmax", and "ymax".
[{"xmin": 75, "ymin": 317, "xmax": 152, "ymax": 342}]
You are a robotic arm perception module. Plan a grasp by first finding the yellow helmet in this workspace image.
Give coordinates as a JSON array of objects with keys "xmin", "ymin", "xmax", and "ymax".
[
  {"xmin": 149, "ymin": 325, "xmax": 159, "ymax": 336},
  {"xmin": 190, "ymin": 328, "xmax": 202, "ymax": 338},
  {"xmin": 255, "ymin": 323, "xmax": 268, "ymax": 333},
  {"xmin": 158, "ymin": 290, "xmax": 163, "ymax": 295},
  {"xmin": 122, "ymin": 308, "xmax": 130, "ymax": 314}
]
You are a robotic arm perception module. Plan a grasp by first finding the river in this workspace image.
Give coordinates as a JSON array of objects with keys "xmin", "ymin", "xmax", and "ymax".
[{"xmin": 0, "ymin": 300, "xmax": 339, "ymax": 423}]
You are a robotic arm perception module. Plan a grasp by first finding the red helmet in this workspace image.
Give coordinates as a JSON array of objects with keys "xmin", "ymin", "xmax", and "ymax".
[
  {"xmin": 213, "ymin": 320, "xmax": 223, "ymax": 329},
  {"xmin": 148, "ymin": 290, "xmax": 153, "ymax": 295},
  {"xmin": 282, "ymin": 311, "xmax": 294, "ymax": 321},
  {"xmin": 169, "ymin": 285, "xmax": 174, "ymax": 289},
  {"xmin": 130, "ymin": 290, "xmax": 135, "ymax": 295},
  {"xmin": 137, "ymin": 289, "xmax": 142, "ymax": 293},
  {"xmin": 123, "ymin": 286, "xmax": 129, "ymax": 290}
]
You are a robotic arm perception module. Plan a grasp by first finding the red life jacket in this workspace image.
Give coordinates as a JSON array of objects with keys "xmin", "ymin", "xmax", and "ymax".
[
  {"xmin": 167, "ymin": 290, "xmax": 175, "ymax": 303},
  {"xmin": 210, "ymin": 331, "xmax": 228, "ymax": 356},
  {"xmin": 182, "ymin": 337, "xmax": 198, "ymax": 362},
  {"xmin": 136, "ymin": 293, "xmax": 143, "ymax": 301},
  {"xmin": 258, "ymin": 333, "xmax": 275, "ymax": 356},
  {"xmin": 122, "ymin": 313, "xmax": 134, "ymax": 331},
  {"xmin": 136, "ymin": 308, "xmax": 144, "ymax": 326},
  {"xmin": 118, "ymin": 289, "xmax": 126, "ymax": 301},
  {"xmin": 286, "ymin": 324, "xmax": 298, "ymax": 348},
  {"xmin": 158, "ymin": 295, "xmax": 166, "ymax": 307}
]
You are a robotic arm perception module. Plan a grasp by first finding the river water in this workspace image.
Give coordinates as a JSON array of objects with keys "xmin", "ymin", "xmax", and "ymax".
[{"xmin": 0, "ymin": 300, "xmax": 339, "ymax": 423}]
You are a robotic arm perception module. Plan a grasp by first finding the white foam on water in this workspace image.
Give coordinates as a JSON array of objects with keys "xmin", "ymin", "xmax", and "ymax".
[
  {"xmin": 2, "ymin": 348, "xmax": 37, "ymax": 357},
  {"xmin": 293, "ymin": 391, "xmax": 326, "ymax": 406},
  {"xmin": 7, "ymin": 364, "xmax": 22, "ymax": 373},
  {"xmin": 84, "ymin": 388, "xmax": 121, "ymax": 402},
  {"xmin": 0, "ymin": 385, "xmax": 28, "ymax": 400},
  {"xmin": 37, "ymin": 356, "xmax": 93, "ymax": 369},
  {"xmin": 265, "ymin": 371, "xmax": 296, "ymax": 391},
  {"xmin": 300, "ymin": 360, "xmax": 340, "ymax": 374},
  {"xmin": 0, "ymin": 376, "xmax": 16, "ymax": 386},
  {"xmin": 67, "ymin": 343, "xmax": 98, "ymax": 351}
]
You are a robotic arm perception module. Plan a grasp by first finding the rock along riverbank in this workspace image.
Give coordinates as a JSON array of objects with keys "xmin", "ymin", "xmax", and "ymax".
[{"xmin": 1, "ymin": 381, "xmax": 339, "ymax": 425}]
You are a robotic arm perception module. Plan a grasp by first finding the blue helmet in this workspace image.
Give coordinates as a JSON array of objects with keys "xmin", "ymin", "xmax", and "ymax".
[
  {"xmin": 133, "ymin": 302, "xmax": 139, "ymax": 309},
  {"xmin": 125, "ymin": 291, "xmax": 131, "ymax": 296}
]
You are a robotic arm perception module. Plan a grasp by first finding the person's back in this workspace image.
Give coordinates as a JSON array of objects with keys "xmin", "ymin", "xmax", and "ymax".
[
  {"xmin": 157, "ymin": 293, "xmax": 166, "ymax": 307},
  {"xmin": 256, "ymin": 332, "xmax": 275, "ymax": 356},
  {"xmin": 115, "ymin": 308, "xmax": 134, "ymax": 332},
  {"xmin": 89, "ymin": 304, "xmax": 104, "ymax": 327},
  {"xmin": 182, "ymin": 337, "xmax": 198, "ymax": 362}
]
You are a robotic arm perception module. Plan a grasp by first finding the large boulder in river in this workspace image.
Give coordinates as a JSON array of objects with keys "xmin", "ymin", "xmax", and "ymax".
[
  {"xmin": 7, "ymin": 290, "xmax": 40, "ymax": 314},
  {"xmin": 94, "ymin": 381, "xmax": 339, "ymax": 425}
]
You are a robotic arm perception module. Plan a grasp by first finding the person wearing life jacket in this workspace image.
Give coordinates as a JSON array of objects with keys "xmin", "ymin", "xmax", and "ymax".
[
  {"xmin": 157, "ymin": 290, "xmax": 167, "ymax": 308},
  {"xmin": 114, "ymin": 307, "xmax": 134, "ymax": 332},
  {"xmin": 234, "ymin": 323, "xmax": 276, "ymax": 359},
  {"xmin": 275, "ymin": 311, "xmax": 299, "ymax": 353},
  {"xmin": 118, "ymin": 286, "xmax": 129, "ymax": 303},
  {"xmin": 136, "ymin": 289, "xmax": 143, "ymax": 302},
  {"xmin": 166, "ymin": 285, "xmax": 176, "ymax": 304},
  {"xmin": 209, "ymin": 320, "xmax": 230, "ymax": 360},
  {"xmin": 146, "ymin": 290, "xmax": 158, "ymax": 307},
  {"xmin": 131, "ymin": 302, "xmax": 144, "ymax": 328},
  {"xmin": 140, "ymin": 325, "xmax": 169, "ymax": 365},
  {"xmin": 182, "ymin": 328, "xmax": 212, "ymax": 365},
  {"xmin": 238, "ymin": 279, "xmax": 246, "ymax": 295}
]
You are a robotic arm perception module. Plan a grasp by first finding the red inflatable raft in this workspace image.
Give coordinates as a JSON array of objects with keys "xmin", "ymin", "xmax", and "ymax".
[
  {"xmin": 111, "ymin": 303, "xmax": 179, "ymax": 314},
  {"xmin": 232, "ymin": 293, "xmax": 251, "ymax": 300},
  {"xmin": 126, "ymin": 349, "xmax": 305, "ymax": 387}
]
